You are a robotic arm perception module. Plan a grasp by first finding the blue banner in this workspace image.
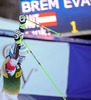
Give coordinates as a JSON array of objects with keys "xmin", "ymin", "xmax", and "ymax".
[
  {"xmin": 20, "ymin": 0, "xmax": 91, "ymax": 40},
  {"xmin": 67, "ymin": 43, "xmax": 91, "ymax": 98}
]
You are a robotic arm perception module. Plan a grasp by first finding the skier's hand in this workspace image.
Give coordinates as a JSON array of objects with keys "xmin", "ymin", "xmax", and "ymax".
[
  {"xmin": 19, "ymin": 15, "xmax": 26, "ymax": 33},
  {"xmin": 19, "ymin": 14, "xmax": 26, "ymax": 24},
  {"xmin": 14, "ymin": 30, "xmax": 23, "ymax": 44}
]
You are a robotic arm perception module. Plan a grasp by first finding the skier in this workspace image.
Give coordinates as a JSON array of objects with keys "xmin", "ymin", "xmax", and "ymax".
[{"xmin": 0, "ymin": 15, "xmax": 29, "ymax": 100}]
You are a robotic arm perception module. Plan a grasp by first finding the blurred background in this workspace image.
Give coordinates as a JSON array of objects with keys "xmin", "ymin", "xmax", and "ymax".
[{"xmin": 0, "ymin": 0, "xmax": 20, "ymax": 20}]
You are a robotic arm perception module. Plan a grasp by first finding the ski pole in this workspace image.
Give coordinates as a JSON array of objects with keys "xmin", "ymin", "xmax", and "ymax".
[
  {"xmin": 22, "ymin": 39, "xmax": 66, "ymax": 100},
  {"xmin": 26, "ymin": 18, "xmax": 61, "ymax": 36}
]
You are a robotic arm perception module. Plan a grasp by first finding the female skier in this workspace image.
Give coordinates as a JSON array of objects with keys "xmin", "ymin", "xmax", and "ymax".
[{"xmin": 0, "ymin": 15, "xmax": 29, "ymax": 100}]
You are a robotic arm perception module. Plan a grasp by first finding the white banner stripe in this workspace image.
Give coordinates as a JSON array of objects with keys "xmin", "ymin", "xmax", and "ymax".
[{"xmin": 39, "ymin": 16, "xmax": 57, "ymax": 23}]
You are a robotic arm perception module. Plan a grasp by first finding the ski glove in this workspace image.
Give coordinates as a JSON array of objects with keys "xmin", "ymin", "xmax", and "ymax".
[
  {"xmin": 19, "ymin": 15, "xmax": 26, "ymax": 24},
  {"xmin": 19, "ymin": 15, "xmax": 26, "ymax": 32},
  {"xmin": 14, "ymin": 30, "xmax": 23, "ymax": 44}
]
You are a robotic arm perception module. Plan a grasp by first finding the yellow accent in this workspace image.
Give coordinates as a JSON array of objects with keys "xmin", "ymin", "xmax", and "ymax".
[
  {"xmin": 20, "ymin": 23, "xmax": 26, "ymax": 28},
  {"xmin": 15, "ymin": 69, "xmax": 22, "ymax": 78},
  {"xmin": 4, "ymin": 74, "xmax": 8, "ymax": 78},
  {"xmin": 70, "ymin": 21, "xmax": 78, "ymax": 33},
  {"xmin": 16, "ymin": 36, "xmax": 23, "ymax": 44}
]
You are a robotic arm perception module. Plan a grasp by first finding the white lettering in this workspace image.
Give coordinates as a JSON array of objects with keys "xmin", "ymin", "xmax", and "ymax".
[
  {"xmin": 64, "ymin": 0, "xmax": 91, "ymax": 9},
  {"xmin": 22, "ymin": 2, "xmax": 31, "ymax": 13},
  {"xmin": 21, "ymin": 0, "xmax": 60, "ymax": 13},
  {"xmin": 64, "ymin": 0, "xmax": 73, "ymax": 8},
  {"xmin": 72, "ymin": 0, "xmax": 80, "ymax": 7},
  {"xmin": 40, "ymin": 1, "xmax": 49, "ymax": 11},
  {"xmin": 49, "ymin": 0, "xmax": 60, "ymax": 9},
  {"xmin": 25, "ymin": 28, "xmax": 51, "ymax": 37},
  {"xmin": 81, "ymin": 0, "xmax": 91, "ymax": 6},
  {"xmin": 31, "ymin": 1, "xmax": 40, "ymax": 11},
  {"xmin": 26, "ymin": 14, "xmax": 39, "ymax": 28},
  {"xmin": 32, "ymin": 31, "xmax": 38, "ymax": 36}
]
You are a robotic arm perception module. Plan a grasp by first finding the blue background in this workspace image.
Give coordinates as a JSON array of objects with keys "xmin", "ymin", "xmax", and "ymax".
[
  {"xmin": 67, "ymin": 44, "xmax": 91, "ymax": 98},
  {"xmin": 21, "ymin": 0, "xmax": 91, "ymax": 34}
]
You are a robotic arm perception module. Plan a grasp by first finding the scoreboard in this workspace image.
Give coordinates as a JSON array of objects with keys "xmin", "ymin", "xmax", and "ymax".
[{"xmin": 20, "ymin": 0, "xmax": 91, "ymax": 40}]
